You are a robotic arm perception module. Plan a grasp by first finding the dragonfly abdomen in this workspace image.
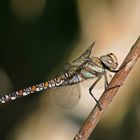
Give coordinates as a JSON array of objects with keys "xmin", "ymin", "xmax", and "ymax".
[
  {"xmin": 0, "ymin": 74, "xmax": 66, "ymax": 104},
  {"xmin": 0, "ymin": 82, "xmax": 49, "ymax": 104},
  {"xmin": 0, "ymin": 72, "xmax": 82, "ymax": 104},
  {"xmin": 60, "ymin": 73, "xmax": 83, "ymax": 86}
]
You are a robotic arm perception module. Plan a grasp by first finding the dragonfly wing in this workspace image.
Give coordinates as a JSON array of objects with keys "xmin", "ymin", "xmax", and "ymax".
[
  {"xmin": 55, "ymin": 63, "xmax": 72, "ymax": 77},
  {"xmin": 61, "ymin": 63, "xmax": 72, "ymax": 72},
  {"xmin": 72, "ymin": 42, "xmax": 95, "ymax": 66},
  {"xmin": 51, "ymin": 84, "xmax": 81, "ymax": 109}
]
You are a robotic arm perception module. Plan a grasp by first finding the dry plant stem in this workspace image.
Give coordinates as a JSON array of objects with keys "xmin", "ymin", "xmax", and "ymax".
[{"xmin": 73, "ymin": 36, "xmax": 140, "ymax": 140}]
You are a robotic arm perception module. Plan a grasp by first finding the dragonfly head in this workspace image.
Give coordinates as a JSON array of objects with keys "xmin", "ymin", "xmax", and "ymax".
[{"xmin": 100, "ymin": 53, "xmax": 118, "ymax": 70}]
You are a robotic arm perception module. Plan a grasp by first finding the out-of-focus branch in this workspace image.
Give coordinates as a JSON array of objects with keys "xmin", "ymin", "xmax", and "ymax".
[{"xmin": 73, "ymin": 36, "xmax": 140, "ymax": 140}]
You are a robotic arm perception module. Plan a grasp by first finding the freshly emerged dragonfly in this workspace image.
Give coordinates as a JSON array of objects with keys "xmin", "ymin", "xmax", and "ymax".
[{"xmin": 0, "ymin": 42, "xmax": 122, "ymax": 110}]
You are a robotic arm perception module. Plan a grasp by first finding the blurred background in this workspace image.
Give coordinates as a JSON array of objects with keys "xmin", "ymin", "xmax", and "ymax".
[{"xmin": 0, "ymin": 0, "xmax": 140, "ymax": 140}]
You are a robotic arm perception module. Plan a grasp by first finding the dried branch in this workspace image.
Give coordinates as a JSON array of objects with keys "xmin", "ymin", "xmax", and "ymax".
[{"xmin": 73, "ymin": 36, "xmax": 140, "ymax": 140}]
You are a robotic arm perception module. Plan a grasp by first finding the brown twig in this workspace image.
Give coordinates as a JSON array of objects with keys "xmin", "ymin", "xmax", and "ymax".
[{"xmin": 73, "ymin": 36, "xmax": 140, "ymax": 140}]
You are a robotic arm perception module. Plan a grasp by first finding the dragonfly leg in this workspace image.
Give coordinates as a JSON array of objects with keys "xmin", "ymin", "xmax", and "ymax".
[
  {"xmin": 105, "ymin": 83, "xmax": 123, "ymax": 91},
  {"xmin": 89, "ymin": 76, "xmax": 102, "ymax": 111},
  {"xmin": 110, "ymin": 59, "xmax": 132, "ymax": 73},
  {"xmin": 103, "ymin": 71, "xmax": 123, "ymax": 91},
  {"xmin": 104, "ymin": 73, "xmax": 109, "ymax": 90}
]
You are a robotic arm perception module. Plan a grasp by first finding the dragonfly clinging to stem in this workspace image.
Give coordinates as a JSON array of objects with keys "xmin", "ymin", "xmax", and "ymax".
[{"xmin": 0, "ymin": 42, "xmax": 127, "ymax": 110}]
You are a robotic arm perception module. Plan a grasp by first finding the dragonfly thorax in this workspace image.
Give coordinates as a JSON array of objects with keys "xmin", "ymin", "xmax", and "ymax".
[{"xmin": 80, "ymin": 57, "xmax": 104, "ymax": 79}]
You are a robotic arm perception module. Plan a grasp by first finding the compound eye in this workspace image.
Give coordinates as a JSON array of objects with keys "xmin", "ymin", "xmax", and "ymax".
[{"xmin": 108, "ymin": 59, "xmax": 112, "ymax": 64}]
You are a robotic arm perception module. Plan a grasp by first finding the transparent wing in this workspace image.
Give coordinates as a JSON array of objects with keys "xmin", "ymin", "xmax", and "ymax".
[
  {"xmin": 51, "ymin": 84, "xmax": 81, "ymax": 109},
  {"xmin": 55, "ymin": 63, "xmax": 72, "ymax": 77},
  {"xmin": 59, "ymin": 63, "xmax": 72, "ymax": 73},
  {"xmin": 72, "ymin": 42, "xmax": 95, "ymax": 65}
]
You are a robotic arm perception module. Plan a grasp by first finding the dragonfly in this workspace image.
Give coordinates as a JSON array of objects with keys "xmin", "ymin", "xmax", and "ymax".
[{"xmin": 0, "ymin": 42, "xmax": 125, "ymax": 110}]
